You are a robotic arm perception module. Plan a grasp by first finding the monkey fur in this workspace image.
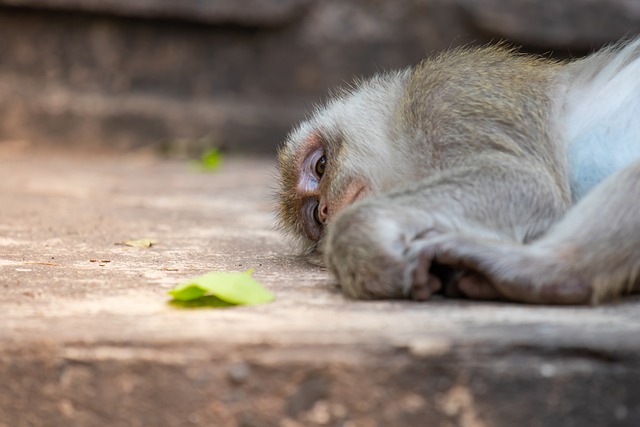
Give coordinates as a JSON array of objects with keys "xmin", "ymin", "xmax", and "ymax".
[{"xmin": 277, "ymin": 38, "xmax": 640, "ymax": 305}]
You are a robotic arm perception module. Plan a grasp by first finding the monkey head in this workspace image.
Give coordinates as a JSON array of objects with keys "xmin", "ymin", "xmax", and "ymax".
[{"xmin": 277, "ymin": 70, "xmax": 414, "ymax": 259}]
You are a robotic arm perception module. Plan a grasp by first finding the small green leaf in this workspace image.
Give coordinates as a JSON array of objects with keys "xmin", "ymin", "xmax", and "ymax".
[
  {"xmin": 168, "ymin": 269, "xmax": 274, "ymax": 306},
  {"xmin": 190, "ymin": 148, "xmax": 222, "ymax": 172},
  {"xmin": 169, "ymin": 295, "xmax": 234, "ymax": 309},
  {"xmin": 169, "ymin": 285, "xmax": 206, "ymax": 301}
]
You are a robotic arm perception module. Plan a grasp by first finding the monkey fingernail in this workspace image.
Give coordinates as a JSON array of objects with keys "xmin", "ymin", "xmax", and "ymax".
[{"xmin": 411, "ymin": 275, "xmax": 442, "ymax": 301}]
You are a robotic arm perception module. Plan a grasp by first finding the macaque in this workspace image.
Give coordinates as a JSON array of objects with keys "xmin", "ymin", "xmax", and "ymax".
[{"xmin": 277, "ymin": 38, "xmax": 640, "ymax": 304}]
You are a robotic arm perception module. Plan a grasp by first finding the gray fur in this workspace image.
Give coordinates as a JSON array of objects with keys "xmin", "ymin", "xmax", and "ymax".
[{"xmin": 278, "ymin": 38, "xmax": 640, "ymax": 304}]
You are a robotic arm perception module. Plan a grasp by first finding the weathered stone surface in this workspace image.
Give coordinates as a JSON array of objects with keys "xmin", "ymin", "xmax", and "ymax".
[
  {"xmin": 459, "ymin": 0, "xmax": 640, "ymax": 49},
  {"xmin": 0, "ymin": 148, "xmax": 639, "ymax": 426},
  {"xmin": 0, "ymin": 0, "xmax": 638, "ymax": 153}
]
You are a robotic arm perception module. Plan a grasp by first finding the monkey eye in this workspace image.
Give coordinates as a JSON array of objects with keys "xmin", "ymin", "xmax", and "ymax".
[
  {"xmin": 312, "ymin": 200, "xmax": 322, "ymax": 226},
  {"xmin": 303, "ymin": 148, "xmax": 325, "ymax": 183},
  {"xmin": 315, "ymin": 155, "xmax": 326, "ymax": 177},
  {"xmin": 302, "ymin": 199, "xmax": 323, "ymax": 241},
  {"xmin": 299, "ymin": 148, "xmax": 324, "ymax": 193}
]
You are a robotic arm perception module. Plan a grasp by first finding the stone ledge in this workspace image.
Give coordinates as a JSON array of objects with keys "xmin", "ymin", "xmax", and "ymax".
[{"xmin": 0, "ymin": 151, "xmax": 638, "ymax": 426}]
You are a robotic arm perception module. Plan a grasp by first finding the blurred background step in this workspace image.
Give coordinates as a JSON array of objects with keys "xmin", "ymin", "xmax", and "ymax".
[{"xmin": 0, "ymin": 0, "xmax": 638, "ymax": 154}]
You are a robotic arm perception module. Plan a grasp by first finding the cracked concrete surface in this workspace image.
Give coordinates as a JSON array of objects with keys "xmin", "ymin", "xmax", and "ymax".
[{"xmin": 0, "ymin": 147, "xmax": 639, "ymax": 427}]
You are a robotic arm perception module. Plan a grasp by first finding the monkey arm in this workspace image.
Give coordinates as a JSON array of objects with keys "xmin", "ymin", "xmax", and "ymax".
[{"xmin": 324, "ymin": 152, "xmax": 570, "ymax": 301}]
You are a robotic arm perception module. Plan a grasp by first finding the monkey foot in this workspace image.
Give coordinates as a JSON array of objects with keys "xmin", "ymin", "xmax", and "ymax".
[
  {"xmin": 454, "ymin": 273, "xmax": 503, "ymax": 300},
  {"xmin": 421, "ymin": 234, "xmax": 593, "ymax": 304},
  {"xmin": 409, "ymin": 234, "xmax": 512, "ymax": 302}
]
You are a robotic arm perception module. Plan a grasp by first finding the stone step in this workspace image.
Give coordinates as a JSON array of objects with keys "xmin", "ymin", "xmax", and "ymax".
[{"xmin": 0, "ymin": 150, "xmax": 638, "ymax": 426}]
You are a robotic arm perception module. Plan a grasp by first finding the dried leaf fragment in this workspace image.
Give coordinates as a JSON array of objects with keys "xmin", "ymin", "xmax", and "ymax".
[
  {"xmin": 118, "ymin": 238, "xmax": 158, "ymax": 248},
  {"xmin": 23, "ymin": 261, "xmax": 58, "ymax": 266}
]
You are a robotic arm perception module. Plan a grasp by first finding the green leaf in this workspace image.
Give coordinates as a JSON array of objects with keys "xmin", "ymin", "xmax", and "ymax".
[
  {"xmin": 168, "ymin": 295, "xmax": 235, "ymax": 309},
  {"xmin": 168, "ymin": 269, "xmax": 274, "ymax": 306},
  {"xmin": 190, "ymin": 148, "xmax": 222, "ymax": 172},
  {"xmin": 169, "ymin": 285, "xmax": 206, "ymax": 301}
]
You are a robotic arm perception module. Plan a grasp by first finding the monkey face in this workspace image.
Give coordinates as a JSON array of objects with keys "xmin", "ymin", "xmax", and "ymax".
[
  {"xmin": 277, "ymin": 70, "xmax": 412, "ymax": 259},
  {"xmin": 277, "ymin": 123, "xmax": 371, "ymax": 252}
]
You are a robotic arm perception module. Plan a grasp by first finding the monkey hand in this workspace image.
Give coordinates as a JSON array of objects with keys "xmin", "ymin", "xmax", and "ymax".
[
  {"xmin": 324, "ymin": 203, "xmax": 446, "ymax": 300},
  {"xmin": 324, "ymin": 212, "xmax": 409, "ymax": 300}
]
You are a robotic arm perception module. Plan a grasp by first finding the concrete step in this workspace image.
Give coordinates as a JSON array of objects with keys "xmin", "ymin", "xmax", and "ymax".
[{"xmin": 0, "ymin": 149, "xmax": 639, "ymax": 426}]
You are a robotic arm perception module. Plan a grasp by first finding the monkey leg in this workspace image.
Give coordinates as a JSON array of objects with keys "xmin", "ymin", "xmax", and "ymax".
[
  {"xmin": 416, "ymin": 158, "xmax": 640, "ymax": 304},
  {"xmin": 409, "ymin": 234, "xmax": 592, "ymax": 304}
]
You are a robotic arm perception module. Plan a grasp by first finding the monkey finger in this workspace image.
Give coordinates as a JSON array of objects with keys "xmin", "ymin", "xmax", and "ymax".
[
  {"xmin": 410, "ymin": 246, "xmax": 442, "ymax": 300},
  {"xmin": 411, "ymin": 274, "xmax": 442, "ymax": 301}
]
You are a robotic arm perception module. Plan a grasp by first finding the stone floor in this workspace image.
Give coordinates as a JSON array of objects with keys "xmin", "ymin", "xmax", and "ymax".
[{"xmin": 1, "ymin": 147, "xmax": 639, "ymax": 427}]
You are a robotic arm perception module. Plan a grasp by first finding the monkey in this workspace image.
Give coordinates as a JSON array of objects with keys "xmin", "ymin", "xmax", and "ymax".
[{"xmin": 276, "ymin": 37, "xmax": 640, "ymax": 305}]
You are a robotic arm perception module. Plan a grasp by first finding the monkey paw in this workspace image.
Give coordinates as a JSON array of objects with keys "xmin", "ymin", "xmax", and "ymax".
[{"xmin": 408, "ymin": 234, "xmax": 502, "ymax": 301}]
